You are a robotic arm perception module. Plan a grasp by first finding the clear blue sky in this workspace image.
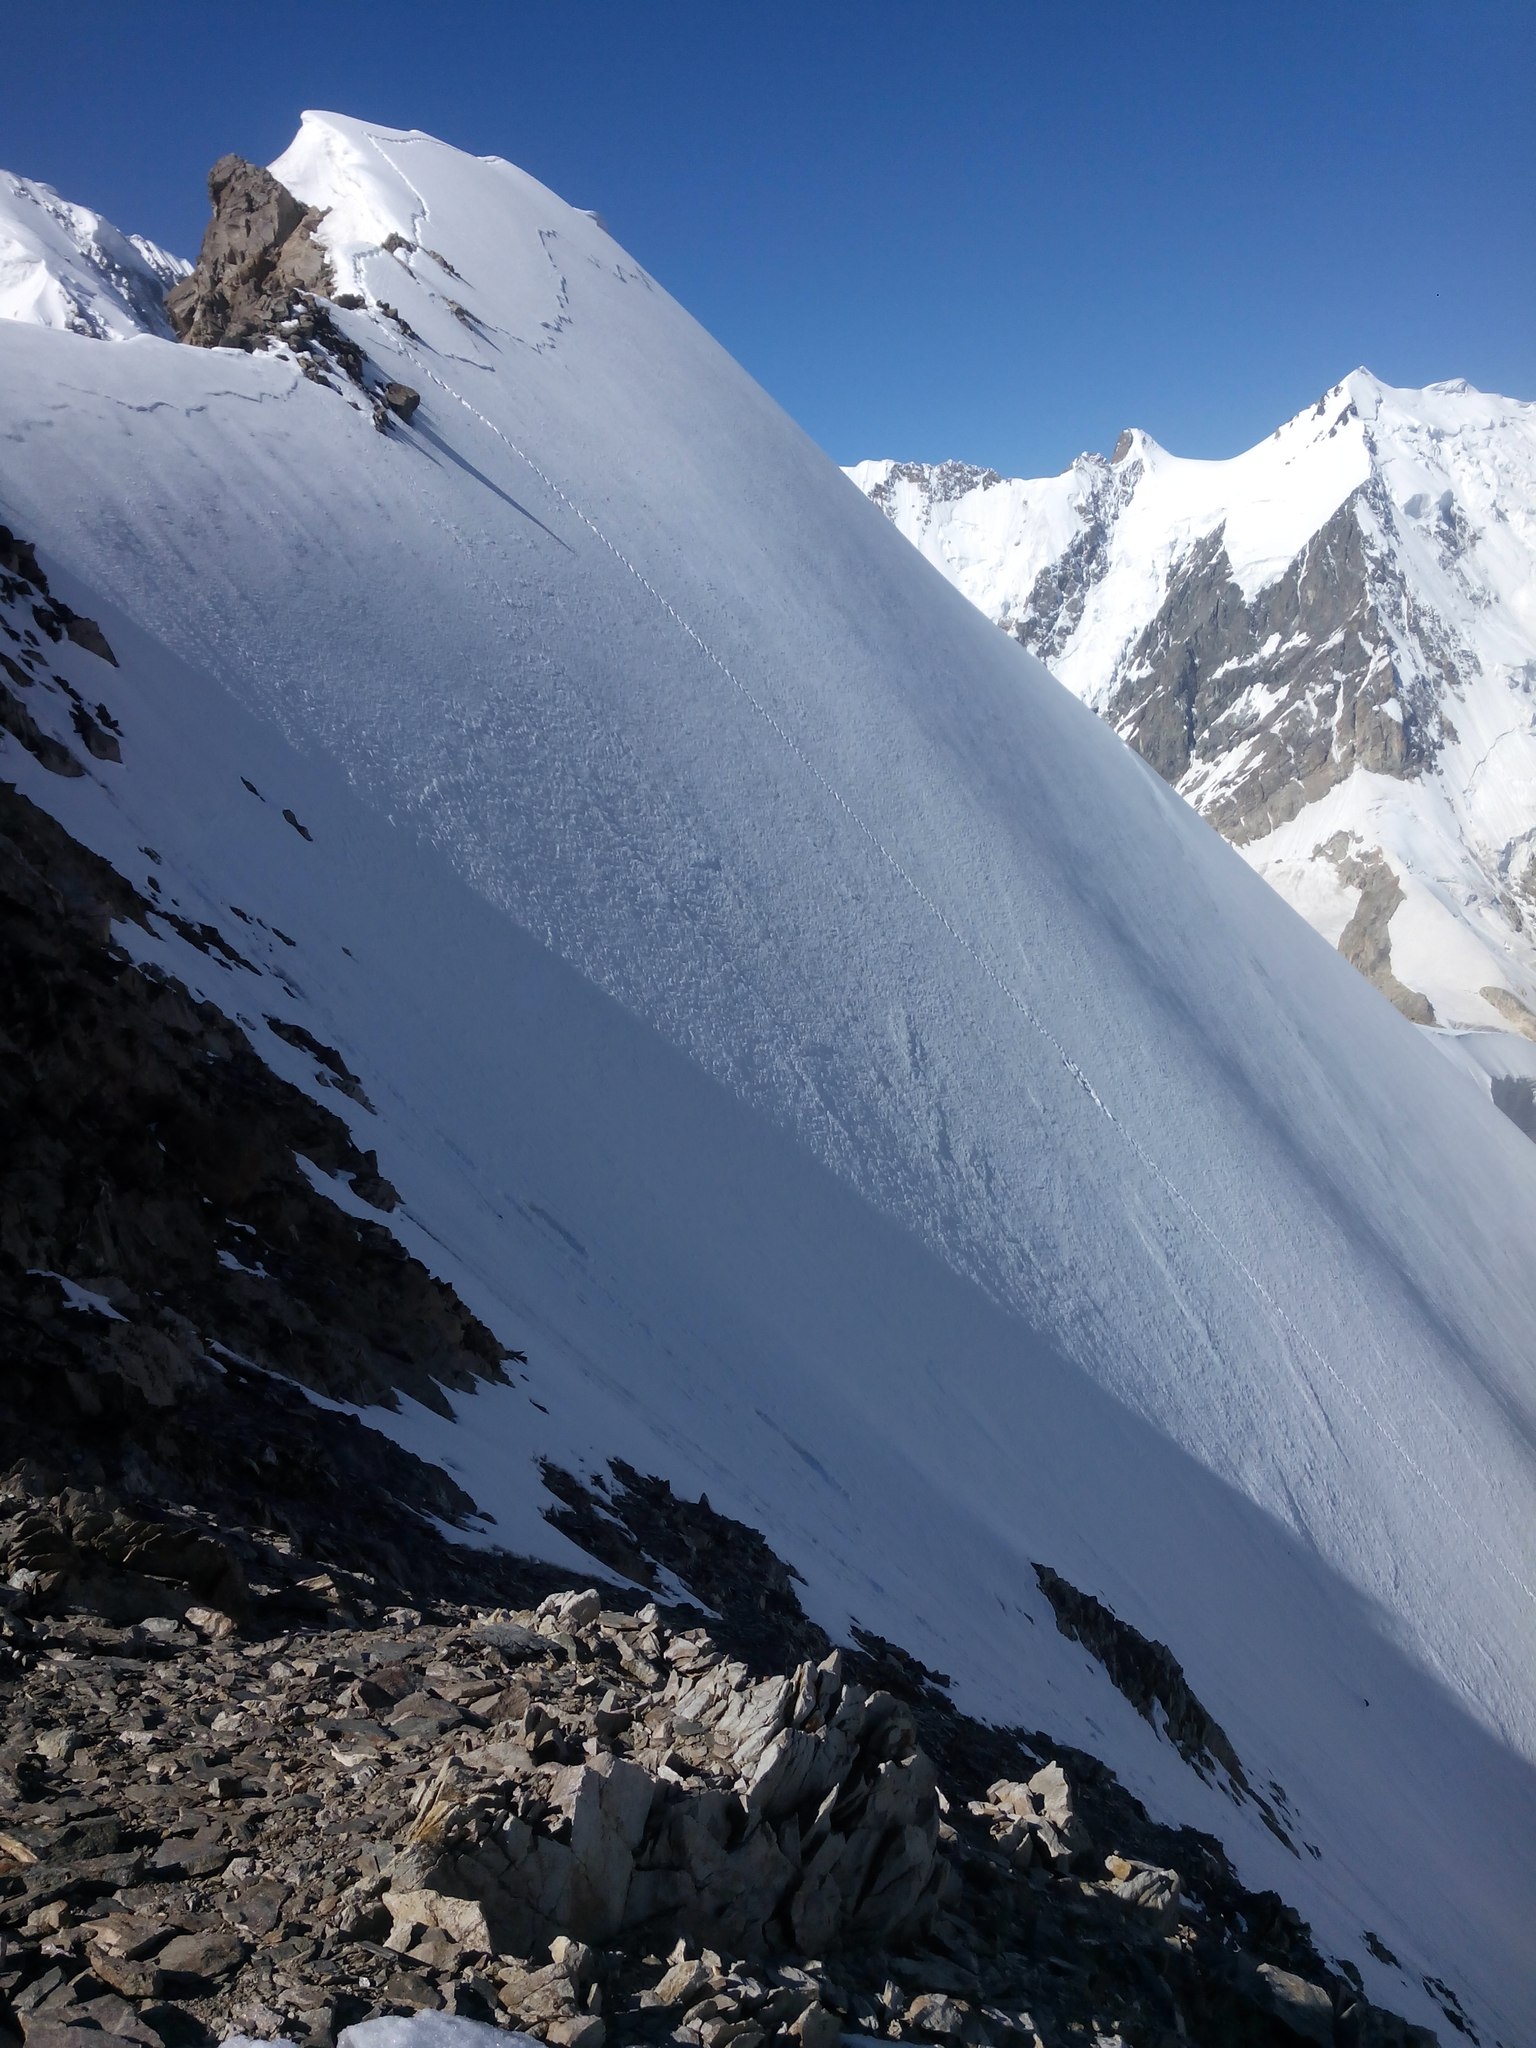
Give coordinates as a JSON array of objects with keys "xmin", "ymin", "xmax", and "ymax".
[{"xmin": 9, "ymin": 2, "xmax": 1533, "ymax": 475}]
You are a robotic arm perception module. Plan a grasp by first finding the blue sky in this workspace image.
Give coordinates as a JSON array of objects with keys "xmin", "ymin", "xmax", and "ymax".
[{"xmin": 10, "ymin": 2, "xmax": 1533, "ymax": 474}]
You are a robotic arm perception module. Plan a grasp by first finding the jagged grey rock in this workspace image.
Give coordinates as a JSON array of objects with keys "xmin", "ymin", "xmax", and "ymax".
[
  {"xmin": 1320, "ymin": 834, "xmax": 1436, "ymax": 1025},
  {"xmin": 849, "ymin": 378, "xmax": 1536, "ymax": 1038},
  {"xmin": 165, "ymin": 155, "xmax": 420, "ymax": 427},
  {"xmin": 387, "ymin": 1626, "xmax": 943, "ymax": 1963},
  {"xmin": 166, "ymin": 156, "xmax": 333, "ymax": 351}
]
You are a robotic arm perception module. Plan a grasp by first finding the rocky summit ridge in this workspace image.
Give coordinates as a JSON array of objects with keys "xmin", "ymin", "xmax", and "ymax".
[{"xmin": 848, "ymin": 374, "xmax": 1536, "ymax": 1075}]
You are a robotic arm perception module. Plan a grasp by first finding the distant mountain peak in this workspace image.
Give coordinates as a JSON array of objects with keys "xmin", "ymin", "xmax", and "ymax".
[
  {"xmin": 0, "ymin": 171, "xmax": 187, "ymax": 340},
  {"xmin": 849, "ymin": 374, "xmax": 1536, "ymax": 1047}
]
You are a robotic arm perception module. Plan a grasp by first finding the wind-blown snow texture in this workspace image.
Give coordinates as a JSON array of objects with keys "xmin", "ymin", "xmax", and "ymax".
[
  {"xmin": 849, "ymin": 377, "xmax": 1536, "ymax": 1062},
  {"xmin": 1, "ymin": 118, "xmax": 1534, "ymax": 2042}
]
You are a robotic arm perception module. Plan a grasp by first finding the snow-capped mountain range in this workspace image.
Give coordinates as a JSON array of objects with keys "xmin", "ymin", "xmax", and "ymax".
[
  {"xmin": 849, "ymin": 376, "xmax": 1536, "ymax": 1052},
  {"xmin": 4, "ymin": 118, "xmax": 1536, "ymax": 2041},
  {"xmin": 0, "ymin": 170, "xmax": 187, "ymax": 338}
]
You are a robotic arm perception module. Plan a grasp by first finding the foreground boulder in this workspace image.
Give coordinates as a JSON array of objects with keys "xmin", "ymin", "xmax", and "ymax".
[{"xmin": 387, "ymin": 1609, "xmax": 945, "ymax": 1963}]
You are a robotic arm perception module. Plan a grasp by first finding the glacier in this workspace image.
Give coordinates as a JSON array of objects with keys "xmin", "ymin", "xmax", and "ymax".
[{"xmin": 1, "ymin": 115, "xmax": 1535, "ymax": 2041}]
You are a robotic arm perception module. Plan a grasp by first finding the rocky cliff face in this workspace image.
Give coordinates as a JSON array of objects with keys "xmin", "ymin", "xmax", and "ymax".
[
  {"xmin": 848, "ymin": 375, "xmax": 1536, "ymax": 1048},
  {"xmin": 166, "ymin": 156, "xmax": 334, "ymax": 350},
  {"xmin": 1096, "ymin": 488, "xmax": 1445, "ymax": 844}
]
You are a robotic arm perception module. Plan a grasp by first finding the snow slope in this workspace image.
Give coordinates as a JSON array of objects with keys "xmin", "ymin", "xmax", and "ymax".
[
  {"xmin": 850, "ymin": 378, "xmax": 1536, "ymax": 1054},
  {"xmin": 0, "ymin": 172, "xmax": 186, "ymax": 339},
  {"xmin": 2, "ymin": 116, "xmax": 1535, "ymax": 2040}
]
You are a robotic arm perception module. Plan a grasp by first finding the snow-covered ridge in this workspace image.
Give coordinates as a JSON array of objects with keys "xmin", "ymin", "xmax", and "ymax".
[
  {"xmin": 849, "ymin": 372, "xmax": 1536, "ymax": 1049},
  {"xmin": 0, "ymin": 172, "xmax": 187, "ymax": 339},
  {"xmin": 3, "ymin": 116, "xmax": 1536, "ymax": 2039}
]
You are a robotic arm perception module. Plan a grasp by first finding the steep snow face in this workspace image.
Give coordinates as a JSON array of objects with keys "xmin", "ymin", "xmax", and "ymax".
[
  {"xmin": 0, "ymin": 172, "xmax": 187, "ymax": 339},
  {"xmin": 2, "ymin": 117, "xmax": 1536, "ymax": 2040},
  {"xmin": 850, "ymin": 376, "xmax": 1536, "ymax": 1046}
]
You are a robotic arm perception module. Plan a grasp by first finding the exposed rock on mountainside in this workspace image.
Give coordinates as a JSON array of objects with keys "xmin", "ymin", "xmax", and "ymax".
[
  {"xmin": 861, "ymin": 461, "xmax": 1004, "ymax": 519},
  {"xmin": 166, "ymin": 157, "xmax": 415, "ymax": 427},
  {"xmin": 166, "ymin": 156, "xmax": 334, "ymax": 351},
  {"xmin": 847, "ymin": 375, "xmax": 1536, "ymax": 1045},
  {"xmin": 3, "ymin": 526, "xmax": 117, "ymax": 667},
  {"xmin": 0, "ymin": 1458, "xmax": 1442, "ymax": 2048},
  {"xmin": 1099, "ymin": 499, "xmax": 1440, "ymax": 845},
  {"xmin": 1319, "ymin": 838, "xmax": 1436, "ymax": 1027},
  {"xmin": 1032, "ymin": 1567, "xmax": 1245, "ymax": 1787}
]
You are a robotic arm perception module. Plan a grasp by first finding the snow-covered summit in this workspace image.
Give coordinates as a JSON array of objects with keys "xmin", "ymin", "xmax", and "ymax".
[
  {"xmin": 850, "ymin": 372, "xmax": 1536, "ymax": 1046},
  {"xmin": 0, "ymin": 171, "xmax": 187, "ymax": 339},
  {"xmin": 3, "ymin": 117, "xmax": 1536, "ymax": 2038}
]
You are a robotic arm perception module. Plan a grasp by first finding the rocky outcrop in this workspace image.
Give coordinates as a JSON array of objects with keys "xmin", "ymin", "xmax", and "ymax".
[
  {"xmin": 0, "ymin": 1461, "xmax": 1442, "ymax": 2048},
  {"xmin": 2, "ymin": 1491, "xmax": 246, "ymax": 1625},
  {"xmin": 1033, "ymin": 1564, "xmax": 1307, "ymax": 1855},
  {"xmin": 1318, "ymin": 837, "xmax": 1436, "ymax": 1027},
  {"xmin": 2, "ymin": 528, "xmax": 117, "ymax": 668},
  {"xmin": 165, "ymin": 157, "xmax": 334, "ymax": 352},
  {"xmin": 1033, "ymin": 1565, "xmax": 1246, "ymax": 1783},
  {"xmin": 0, "ymin": 531, "xmax": 121, "ymax": 782},
  {"xmin": 165, "ymin": 158, "xmax": 417, "ymax": 429},
  {"xmin": 388, "ymin": 1616, "xmax": 944, "ymax": 1964},
  {"xmin": 1103, "ymin": 490, "xmax": 1444, "ymax": 848}
]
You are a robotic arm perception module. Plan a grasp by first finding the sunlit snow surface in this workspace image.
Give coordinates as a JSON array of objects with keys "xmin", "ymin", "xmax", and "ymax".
[
  {"xmin": 849, "ymin": 376, "xmax": 1536, "ymax": 1045},
  {"xmin": 0, "ymin": 171, "xmax": 185, "ymax": 338},
  {"xmin": 2, "ymin": 116, "xmax": 1535, "ymax": 2039}
]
